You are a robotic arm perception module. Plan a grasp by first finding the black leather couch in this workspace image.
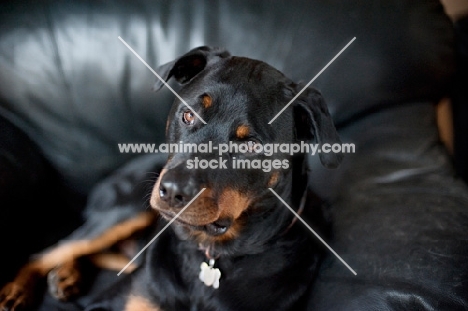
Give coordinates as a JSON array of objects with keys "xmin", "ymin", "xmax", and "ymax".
[{"xmin": 1, "ymin": 1, "xmax": 467, "ymax": 310}]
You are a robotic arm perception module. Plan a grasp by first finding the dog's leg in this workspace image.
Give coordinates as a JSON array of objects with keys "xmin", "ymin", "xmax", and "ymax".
[
  {"xmin": 47, "ymin": 257, "xmax": 87, "ymax": 301},
  {"xmin": 124, "ymin": 295, "xmax": 162, "ymax": 311},
  {"xmin": 0, "ymin": 266, "xmax": 43, "ymax": 311},
  {"xmin": 0, "ymin": 210, "xmax": 156, "ymax": 311},
  {"xmin": 89, "ymin": 252, "xmax": 139, "ymax": 272},
  {"xmin": 47, "ymin": 252, "xmax": 139, "ymax": 301}
]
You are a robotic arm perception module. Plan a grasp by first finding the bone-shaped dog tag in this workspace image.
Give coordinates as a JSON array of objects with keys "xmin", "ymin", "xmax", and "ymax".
[{"xmin": 199, "ymin": 259, "xmax": 221, "ymax": 289}]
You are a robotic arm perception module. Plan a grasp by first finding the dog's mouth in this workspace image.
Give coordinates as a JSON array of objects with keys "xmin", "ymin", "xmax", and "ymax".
[{"xmin": 158, "ymin": 210, "xmax": 232, "ymax": 236}]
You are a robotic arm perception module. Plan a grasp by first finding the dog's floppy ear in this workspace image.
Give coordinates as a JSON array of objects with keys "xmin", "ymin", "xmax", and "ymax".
[
  {"xmin": 292, "ymin": 83, "xmax": 343, "ymax": 169},
  {"xmin": 152, "ymin": 46, "xmax": 230, "ymax": 91}
]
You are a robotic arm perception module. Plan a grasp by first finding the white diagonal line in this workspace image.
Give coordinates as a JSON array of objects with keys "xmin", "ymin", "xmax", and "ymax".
[
  {"xmin": 268, "ymin": 188, "xmax": 357, "ymax": 275},
  {"xmin": 117, "ymin": 188, "xmax": 206, "ymax": 276},
  {"xmin": 268, "ymin": 37, "xmax": 356, "ymax": 124},
  {"xmin": 118, "ymin": 36, "xmax": 207, "ymax": 124}
]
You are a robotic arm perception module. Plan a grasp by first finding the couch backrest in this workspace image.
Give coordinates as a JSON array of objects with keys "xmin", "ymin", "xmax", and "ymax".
[{"xmin": 0, "ymin": 0, "xmax": 455, "ymax": 194}]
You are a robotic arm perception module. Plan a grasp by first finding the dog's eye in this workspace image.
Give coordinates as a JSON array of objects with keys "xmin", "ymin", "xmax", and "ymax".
[{"xmin": 182, "ymin": 110, "xmax": 196, "ymax": 125}]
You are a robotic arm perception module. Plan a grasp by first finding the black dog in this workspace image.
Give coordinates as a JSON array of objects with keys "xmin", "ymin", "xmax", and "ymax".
[{"xmin": 0, "ymin": 46, "xmax": 342, "ymax": 311}]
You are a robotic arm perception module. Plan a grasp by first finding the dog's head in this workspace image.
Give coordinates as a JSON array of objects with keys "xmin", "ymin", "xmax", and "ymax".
[{"xmin": 149, "ymin": 46, "xmax": 342, "ymax": 253}]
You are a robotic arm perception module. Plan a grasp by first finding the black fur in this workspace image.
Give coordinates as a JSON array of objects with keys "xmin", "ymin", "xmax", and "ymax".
[{"xmin": 85, "ymin": 46, "xmax": 342, "ymax": 311}]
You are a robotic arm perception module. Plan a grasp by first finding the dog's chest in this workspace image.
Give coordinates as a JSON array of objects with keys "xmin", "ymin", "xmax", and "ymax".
[{"xmin": 146, "ymin": 223, "xmax": 319, "ymax": 310}]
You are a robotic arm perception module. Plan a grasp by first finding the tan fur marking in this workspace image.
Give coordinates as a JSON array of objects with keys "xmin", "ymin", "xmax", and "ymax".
[
  {"xmin": 14, "ymin": 211, "xmax": 156, "ymax": 278},
  {"xmin": 124, "ymin": 295, "xmax": 161, "ymax": 311},
  {"xmin": 235, "ymin": 125, "xmax": 250, "ymax": 139},
  {"xmin": 0, "ymin": 211, "xmax": 156, "ymax": 308},
  {"xmin": 150, "ymin": 168, "xmax": 168, "ymax": 210},
  {"xmin": 202, "ymin": 94, "xmax": 212, "ymax": 108},
  {"xmin": 152, "ymin": 176, "xmax": 220, "ymax": 226},
  {"xmin": 268, "ymin": 172, "xmax": 280, "ymax": 187},
  {"xmin": 152, "ymin": 172, "xmax": 250, "ymax": 244},
  {"xmin": 89, "ymin": 253, "xmax": 137, "ymax": 273},
  {"xmin": 218, "ymin": 188, "xmax": 251, "ymax": 220}
]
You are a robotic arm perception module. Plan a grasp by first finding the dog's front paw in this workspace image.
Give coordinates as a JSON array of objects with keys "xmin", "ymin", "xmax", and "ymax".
[
  {"xmin": 47, "ymin": 261, "xmax": 82, "ymax": 301},
  {"xmin": 0, "ymin": 282, "xmax": 32, "ymax": 311}
]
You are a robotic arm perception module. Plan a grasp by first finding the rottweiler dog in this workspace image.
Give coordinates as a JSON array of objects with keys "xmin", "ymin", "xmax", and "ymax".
[{"xmin": 0, "ymin": 46, "xmax": 343, "ymax": 311}]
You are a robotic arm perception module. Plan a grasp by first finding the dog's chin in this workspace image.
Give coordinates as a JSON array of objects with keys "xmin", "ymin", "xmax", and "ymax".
[{"xmin": 158, "ymin": 210, "xmax": 229, "ymax": 237}]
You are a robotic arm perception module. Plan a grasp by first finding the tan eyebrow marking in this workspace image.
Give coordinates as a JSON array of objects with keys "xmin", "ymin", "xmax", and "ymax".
[
  {"xmin": 236, "ymin": 125, "xmax": 250, "ymax": 139},
  {"xmin": 202, "ymin": 94, "xmax": 212, "ymax": 109},
  {"xmin": 268, "ymin": 172, "xmax": 280, "ymax": 187}
]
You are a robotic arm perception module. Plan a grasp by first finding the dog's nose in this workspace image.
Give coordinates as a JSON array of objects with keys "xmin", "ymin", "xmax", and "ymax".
[{"xmin": 159, "ymin": 170, "xmax": 198, "ymax": 208}]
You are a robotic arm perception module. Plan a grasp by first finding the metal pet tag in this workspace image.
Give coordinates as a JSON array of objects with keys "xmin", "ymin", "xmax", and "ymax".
[{"xmin": 199, "ymin": 258, "xmax": 221, "ymax": 289}]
